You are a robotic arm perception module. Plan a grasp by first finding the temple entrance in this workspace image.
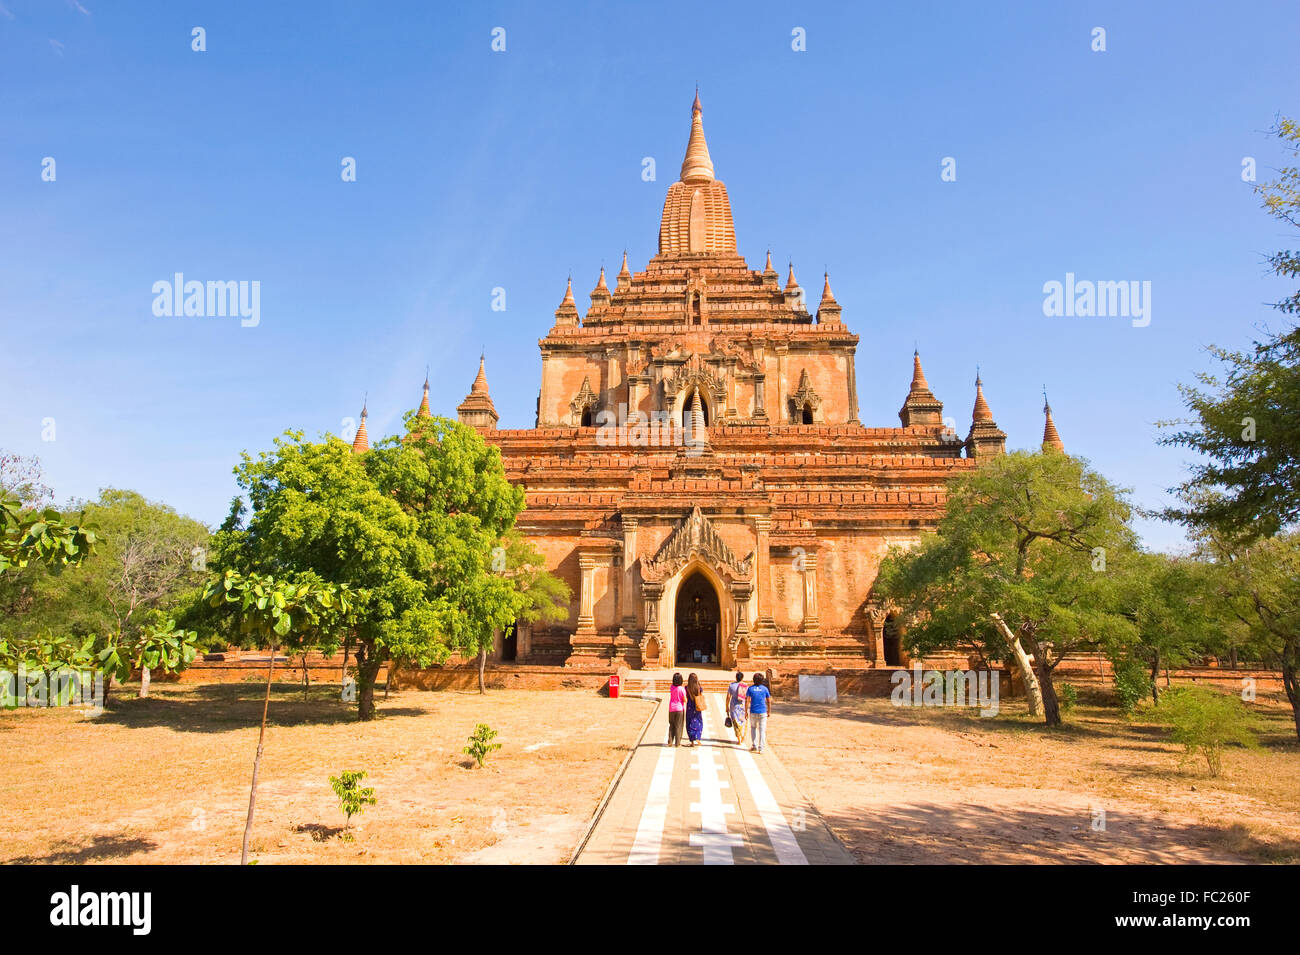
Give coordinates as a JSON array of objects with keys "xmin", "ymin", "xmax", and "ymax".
[{"xmin": 674, "ymin": 571, "xmax": 720, "ymax": 665}]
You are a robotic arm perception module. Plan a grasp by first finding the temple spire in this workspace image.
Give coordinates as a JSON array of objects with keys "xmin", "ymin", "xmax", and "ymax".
[
  {"xmin": 972, "ymin": 372, "xmax": 993, "ymax": 423},
  {"xmin": 964, "ymin": 371, "xmax": 1006, "ymax": 460},
  {"xmin": 351, "ymin": 400, "xmax": 369, "ymax": 453},
  {"xmin": 1042, "ymin": 389, "xmax": 1065, "ymax": 453},
  {"xmin": 899, "ymin": 349, "xmax": 944, "ymax": 428},
  {"xmin": 910, "ymin": 350, "xmax": 930, "ymax": 392},
  {"xmin": 616, "ymin": 250, "xmax": 631, "ymax": 290},
  {"xmin": 417, "ymin": 373, "xmax": 431, "ymax": 418},
  {"xmin": 458, "ymin": 356, "xmax": 499, "ymax": 430},
  {"xmin": 471, "ymin": 354, "xmax": 489, "ymax": 395},
  {"xmin": 679, "ymin": 88, "xmax": 715, "ymax": 183},
  {"xmin": 554, "ymin": 275, "xmax": 581, "ymax": 327}
]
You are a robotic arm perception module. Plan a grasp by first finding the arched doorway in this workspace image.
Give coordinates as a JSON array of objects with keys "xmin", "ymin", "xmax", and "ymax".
[
  {"xmin": 675, "ymin": 571, "xmax": 720, "ymax": 664},
  {"xmin": 883, "ymin": 613, "xmax": 903, "ymax": 666}
]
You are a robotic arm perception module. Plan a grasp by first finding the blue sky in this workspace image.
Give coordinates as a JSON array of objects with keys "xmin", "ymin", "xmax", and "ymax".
[{"xmin": 2, "ymin": 1, "xmax": 1296, "ymax": 551}]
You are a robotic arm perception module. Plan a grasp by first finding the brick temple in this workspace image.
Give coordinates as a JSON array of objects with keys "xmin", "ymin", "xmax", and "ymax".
[{"xmin": 359, "ymin": 92, "xmax": 1065, "ymax": 671}]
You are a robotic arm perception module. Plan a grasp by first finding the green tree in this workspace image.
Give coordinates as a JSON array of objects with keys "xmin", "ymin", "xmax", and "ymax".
[
  {"xmin": 1115, "ymin": 552, "xmax": 1226, "ymax": 705},
  {"xmin": 1194, "ymin": 526, "xmax": 1300, "ymax": 740},
  {"xmin": 366, "ymin": 416, "xmax": 564, "ymax": 695},
  {"xmin": 875, "ymin": 450, "xmax": 1138, "ymax": 726},
  {"xmin": 329, "ymin": 770, "xmax": 376, "ymax": 833},
  {"xmin": 1160, "ymin": 118, "xmax": 1300, "ymax": 539}
]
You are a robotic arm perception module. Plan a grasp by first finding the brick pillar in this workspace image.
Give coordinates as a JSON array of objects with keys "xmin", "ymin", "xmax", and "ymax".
[
  {"xmin": 754, "ymin": 374, "xmax": 767, "ymax": 419},
  {"xmin": 577, "ymin": 555, "xmax": 596, "ymax": 632},
  {"xmin": 846, "ymin": 346, "xmax": 860, "ymax": 424},
  {"xmin": 622, "ymin": 519, "xmax": 638, "ymax": 630},
  {"xmin": 755, "ymin": 515, "xmax": 774, "ymax": 630},
  {"xmin": 802, "ymin": 553, "xmax": 820, "ymax": 631}
]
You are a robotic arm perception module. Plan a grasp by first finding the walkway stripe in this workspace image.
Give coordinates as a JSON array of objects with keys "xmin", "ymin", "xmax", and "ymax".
[
  {"xmin": 735, "ymin": 749, "xmax": 808, "ymax": 865},
  {"xmin": 627, "ymin": 737, "xmax": 676, "ymax": 865},
  {"xmin": 709, "ymin": 690, "xmax": 809, "ymax": 866}
]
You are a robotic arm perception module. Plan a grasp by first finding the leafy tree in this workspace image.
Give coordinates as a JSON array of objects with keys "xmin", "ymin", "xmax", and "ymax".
[
  {"xmin": 1115, "ymin": 552, "xmax": 1227, "ymax": 705},
  {"xmin": 1160, "ymin": 118, "xmax": 1300, "ymax": 539},
  {"xmin": 367, "ymin": 415, "xmax": 537, "ymax": 695},
  {"xmin": 1193, "ymin": 526, "xmax": 1300, "ymax": 741},
  {"xmin": 202, "ymin": 569, "xmax": 351, "ymax": 864},
  {"xmin": 217, "ymin": 431, "xmax": 442, "ymax": 720},
  {"xmin": 875, "ymin": 451, "xmax": 1138, "ymax": 726},
  {"xmin": 1, "ymin": 489, "xmax": 205, "ymax": 676}
]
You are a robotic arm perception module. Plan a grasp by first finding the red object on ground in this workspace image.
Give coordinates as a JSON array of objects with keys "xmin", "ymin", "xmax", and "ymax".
[{"xmin": 608, "ymin": 674, "xmax": 620, "ymax": 698}]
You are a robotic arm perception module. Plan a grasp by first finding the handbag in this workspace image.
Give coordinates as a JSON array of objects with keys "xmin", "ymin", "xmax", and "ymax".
[{"xmin": 724, "ymin": 716, "xmax": 733, "ymax": 727}]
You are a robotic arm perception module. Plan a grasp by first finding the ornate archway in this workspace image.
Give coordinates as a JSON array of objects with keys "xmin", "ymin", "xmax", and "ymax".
[
  {"xmin": 638, "ymin": 506, "xmax": 754, "ymax": 668},
  {"xmin": 674, "ymin": 571, "xmax": 720, "ymax": 664}
]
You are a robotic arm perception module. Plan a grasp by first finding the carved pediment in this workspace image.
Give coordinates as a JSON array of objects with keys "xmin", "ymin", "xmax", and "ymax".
[
  {"xmin": 788, "ymin": 368, "xmax": 822, "ymax": 422},
  {"xmin": 569, "ymin": 377, "xmax": 599, "ymax": 423},
  {"xmin": 640, "ymin": 505, "xmax": 753, "ymax": 583}
]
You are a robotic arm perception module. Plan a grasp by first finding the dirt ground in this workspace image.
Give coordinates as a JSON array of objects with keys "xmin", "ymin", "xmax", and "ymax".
[
  {"xmin": 0, "ymin": 683, "xmax": 652, "ymax": 865},
  {"xmin": 772, "ymin": 693, "xmax": 1300, "ymax": 864}
]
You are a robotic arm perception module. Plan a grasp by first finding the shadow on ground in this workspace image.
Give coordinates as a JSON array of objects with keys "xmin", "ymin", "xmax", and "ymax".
[
  {"xmin": 818, "ymin": 800, "xmax": 1297, "ymax": 864},
  {"xmin": 7, "ymin": 832, "xmax": 159, "ymax": 864},
  {"xmin": 84, "ymin": 683, "xmax": 426, "ymax": 733}
]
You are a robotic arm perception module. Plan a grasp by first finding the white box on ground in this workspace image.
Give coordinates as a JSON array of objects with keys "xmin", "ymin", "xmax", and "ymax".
[{"xmin": 798, "ymin": 674, "xmax": 837, "ymax": 703}]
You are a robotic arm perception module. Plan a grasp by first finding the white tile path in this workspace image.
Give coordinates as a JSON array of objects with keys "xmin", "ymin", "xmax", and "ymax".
[{"xmin": 576, "ymin": 692, "xmax": 852, "ymax": 865}]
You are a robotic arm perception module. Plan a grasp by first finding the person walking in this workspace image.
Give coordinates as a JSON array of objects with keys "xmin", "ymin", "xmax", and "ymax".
[
  {"xmin": 726, "ymin": 670, "xmax": 748, "ymax": 745},
  {"xmin": 667, "ymin": 672, "xmax": 686, "ymax": 746},
  {"xmin": 745, "ymin": 672, "xmax": 772, "ymax": 753},
  {"xmin": 685, "ymin": 672, "xmax": 705, "ymax": 746}
]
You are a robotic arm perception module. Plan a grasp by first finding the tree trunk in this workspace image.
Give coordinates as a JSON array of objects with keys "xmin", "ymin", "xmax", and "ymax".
[
  {"xmin": 301, "ymin": 653, "xmax": 310, "ymax": 696},
  {"xmin": 138, "ymin": 666, "xmax": 151, "ymax": 699},
  {"xmin": 383, "ymin": 659, "xmax": 393, "ymax": 700},
  {"xmin": 990, "ymin": 613, "xmax": 1042, "ymax": 717},
  {"xmin": 1036, "ymin": 657, "xmax": 1062, "ymax": 727},
  {"xmin": 477, "ymin": 645, "xmax": 488, "ymax": 695},
  {"xmin": 340, "ymin": 635, "xmax": 352, "ymax": 685},
  {"xmin": 241, "ymin": 644, "xmax": 277, "ymax": 865},
  {"xmin": 1150, "ymin": 649, "xmax": 1160, "ymax": 706},
  {"xmin": 1282, "ymin": 641, "xmax": 1299, "ymax": 744},
  {"xmin": 353, "ymin": 641, "xmax": 383, "ymax": 721}
]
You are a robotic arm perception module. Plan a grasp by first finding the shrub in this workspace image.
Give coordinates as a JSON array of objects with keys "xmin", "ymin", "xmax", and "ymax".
[
  {"xmin": 1110, "ymin": 653, "xmax": 1151, "ymax": 714},
  {"xmin": 1155, "ymin": 687, "xmax": 1261, "ymax": 777},
  {"xmin": 464, "ymin": 723, "xmax": 501, "ymax": 768},
  {"xmin": 1059, "ymin": 683, "xmax": 1078, "ymax": 714},
  {"xmin": 329, "ymin": 770, "xmax": 377, "ymax": 832}
]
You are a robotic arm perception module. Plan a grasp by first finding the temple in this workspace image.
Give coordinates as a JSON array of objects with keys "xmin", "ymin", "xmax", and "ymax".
[{"xmin": 374, "ymin": 92, "xmax": 1064, "ymax": 670}]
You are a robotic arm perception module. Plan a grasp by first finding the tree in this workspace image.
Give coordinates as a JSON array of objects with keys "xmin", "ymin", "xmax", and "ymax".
[
  {"xmin": 875, "ymin": 451, "xmax": 1138, "ymax": 726},
  {"xmin": 202, "ymin": 569, "xmax": 351, "ymax": 864},
  {"xmin": 1, "ymin": 489, "xmax": 205, "ymax": 682},
  {"xmin": 364, "ymin": 415, "xmax": 557, "ymax": 697},
  {"xmin": 219, "ymin": 428, "xmax": 450, "ymax": 720},
  {"xmin": 1194, "ymin": 526, "xmax": 1300, "ymax": 741},
  {"xmin": 1160, "ymin": 118, "xmax": 1300, "ymax": 539},
  {"xmin": 1114, "ymin": 552, "xmax": 1227, "ymax": 705},
  {"xmin": 126, "ymin": 617, "xmax": 199, "ymax": 699}
]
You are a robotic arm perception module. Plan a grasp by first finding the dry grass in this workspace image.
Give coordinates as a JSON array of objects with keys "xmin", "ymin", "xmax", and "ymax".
[
  {"xmin": 0, "ymin": 682, "xmax": 652, "ymax": 865},
  {"xmin": 773, "ymin": 693, "xmax": 1300, "ymax": 865}
]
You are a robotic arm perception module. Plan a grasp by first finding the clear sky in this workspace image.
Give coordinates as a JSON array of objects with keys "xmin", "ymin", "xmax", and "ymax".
[{"xmin": 3, "ymin": 1, "xmax": 1296, "ymax": 551}]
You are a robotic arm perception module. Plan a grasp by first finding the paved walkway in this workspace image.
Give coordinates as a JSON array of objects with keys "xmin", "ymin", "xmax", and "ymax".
[{"xmin": 576, "ymin": 692, "xmax": 853, "ymax": 865}]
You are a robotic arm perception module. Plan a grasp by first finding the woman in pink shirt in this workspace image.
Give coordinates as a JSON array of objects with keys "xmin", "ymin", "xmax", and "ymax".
[{"xmin": 667, "ymin": 672, "xmax": 686, "ymax": 746}]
